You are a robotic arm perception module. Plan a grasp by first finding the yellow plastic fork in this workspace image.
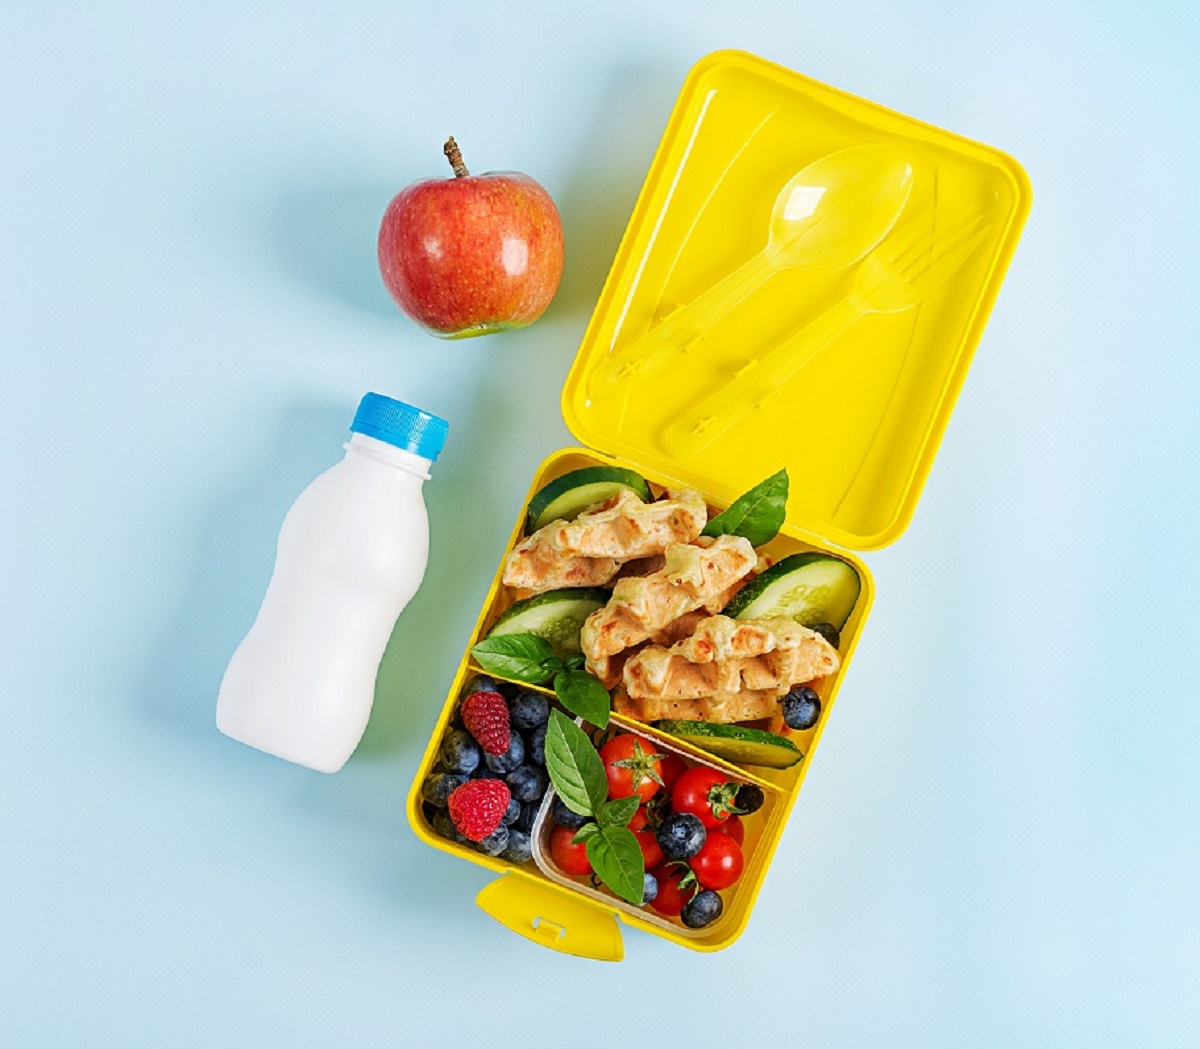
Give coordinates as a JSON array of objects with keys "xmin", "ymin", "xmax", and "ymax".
[{"xmin": 663, "ymin": 210, "xmax": 991, "ymax": 459}]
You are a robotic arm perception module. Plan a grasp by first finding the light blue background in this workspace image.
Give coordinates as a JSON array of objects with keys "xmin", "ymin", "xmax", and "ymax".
[{"xmin": 3, "ymin": 1, "xmax": 1197, "ymax": 1045}]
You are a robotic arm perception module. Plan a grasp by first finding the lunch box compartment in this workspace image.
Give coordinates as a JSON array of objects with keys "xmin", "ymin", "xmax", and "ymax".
[{"xmin": 530, "ymin": 716, "xmax": 788, "ymax": 947}]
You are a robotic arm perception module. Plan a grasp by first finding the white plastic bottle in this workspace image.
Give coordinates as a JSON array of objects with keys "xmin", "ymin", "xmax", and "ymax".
[{"xmin": 216, "ymin": 392, "xmax": 449, "ymax": 773}]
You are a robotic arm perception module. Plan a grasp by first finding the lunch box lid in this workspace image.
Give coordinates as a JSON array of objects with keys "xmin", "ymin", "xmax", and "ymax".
[{"xmin": 561, "ymin": 50, "xmax": 1031, "ymax": 550}]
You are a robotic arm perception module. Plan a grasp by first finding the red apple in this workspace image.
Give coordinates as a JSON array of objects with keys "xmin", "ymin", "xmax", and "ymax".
[{"xmin": 377, "ymin": 137, "xmax": 564, "ymax": 338}]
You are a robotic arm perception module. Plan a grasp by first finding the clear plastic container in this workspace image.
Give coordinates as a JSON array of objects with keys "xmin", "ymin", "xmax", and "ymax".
[{"xmin": 529, "ymin": 718, "xmax": 784, "ymax": 941}]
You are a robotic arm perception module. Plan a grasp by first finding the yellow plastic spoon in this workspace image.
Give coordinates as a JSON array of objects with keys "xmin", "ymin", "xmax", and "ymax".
[
  {"xmin": 589, "ymin": 144, "xmax": 914, "ymax": 398},
  {"xmin": 663, "ymin": 208, "xmax": 991, "ymax": 460}
]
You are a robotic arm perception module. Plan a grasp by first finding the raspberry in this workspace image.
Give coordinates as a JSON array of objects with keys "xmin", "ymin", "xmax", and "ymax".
[
  {"xmin": 460, "ymin": 690, "xmax": 511, "ymax": 756},
  {"xmin": 447, "ymin": 779, "xmax": 512, "ymax": 842}
]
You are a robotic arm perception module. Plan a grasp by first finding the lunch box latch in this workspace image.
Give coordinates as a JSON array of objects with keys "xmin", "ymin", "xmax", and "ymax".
[{"xmin": 475, "ymin": 874, "xmax": 625, "ymax": 962}]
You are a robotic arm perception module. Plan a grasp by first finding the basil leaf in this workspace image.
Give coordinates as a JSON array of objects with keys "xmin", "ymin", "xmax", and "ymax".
[
  {"xmin": 565, "ymin": 653, "xmax": 586, "ymax": 672},
  {"xmin": 702, "ymin": 468, "xmax": 789, "ymax": 547},
  {"xmin": 470, "ymin": 633, "xmax": 557, "ymax": 685},
  {"xmin": 553, "ymin": 669, "xmax": 611, "ymax": 729},
  {"xmin": 544, "ymin": 710, "xmax": 608, "ymax": 817},
  {"xmin": 572, "ymin": 822, "xmax": 601, "ymax": 846},
  {"xmin": 599, "ymin": 795, "xmax": 640, "ymax": 828},
  {"xmin": 585, "ymin": 824, "xmax": 645, "ymax": 906}
]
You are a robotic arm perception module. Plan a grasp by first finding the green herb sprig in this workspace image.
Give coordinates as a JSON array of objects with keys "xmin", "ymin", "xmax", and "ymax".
[
  {"xmin": 544, "ymin": 710, "xmax": 645, "ymax": 905},
  {"xmin": 702, "ymin": 468, "xmax": 789, "ymax": 547},
  {"xmin": 470, "ymin": 634, "xmax": 611, "ymax": 728}
]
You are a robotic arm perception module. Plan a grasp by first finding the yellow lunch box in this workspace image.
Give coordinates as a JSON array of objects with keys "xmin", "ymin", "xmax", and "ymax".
[{"xmin": 406, "ymin": 48, "xmax": 1031, "ymax": 960}]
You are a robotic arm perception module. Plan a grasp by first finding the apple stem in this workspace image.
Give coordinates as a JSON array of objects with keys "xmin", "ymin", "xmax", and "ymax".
[{"xmin": 444, "ymin": 137, "xmax": 469, "ymax": 178}]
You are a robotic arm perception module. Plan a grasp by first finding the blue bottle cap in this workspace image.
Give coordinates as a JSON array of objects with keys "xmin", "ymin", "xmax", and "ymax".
[{"xmin": 350, "ymin": 393, "xmax": 449, "ymax": 461}]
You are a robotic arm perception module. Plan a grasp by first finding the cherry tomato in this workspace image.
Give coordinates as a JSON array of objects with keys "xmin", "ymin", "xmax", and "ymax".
[
  {"xmin": 599, "ymin": 734, "xmax": 665, "ymax": 803},
  {"xmin": 648, "ymin": 863, "xmax": 694, "ymax": 917},
  {"xmin": 629, "ymin": 806, "xmax": 663, "ymax": 869},
  {"xmin": 722, "ymin": 815, "xmax": 745, "ymax": 847},
  {"xmin": 658, "ymin": 753, "xmax": 688, "ymax": 792},
  {"xmin": 671, "ymin": 767, "xmax": 742, "ymax": 829},
  {"xmin": 690, "ymin": 831, "xmax": 744, "ymax": 890},
  {"xmin": 549, "ymin": 825, "xmax": 592, "ymax": 876}
]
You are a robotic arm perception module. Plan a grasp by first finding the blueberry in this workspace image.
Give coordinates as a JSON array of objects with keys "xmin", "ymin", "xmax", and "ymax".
[
  {"xmin": 484, "ymin": 733, "xmax": 525, "ymax": 774},
  {"xmin": 506, "ymin": 765, "xmax": 547, "ymax": 803},
  {"xmin": 553, "ymin": 796, "xmax": 592, "ymax": 831},
  {"xmin": 502, "ymin": 797, "xmax": 522, "ymax": 826},
  {"xmin": 657, "ymin": 812, "xmax": 706, "ymax": 860},
  {"xmin": 681, "ymin": 889, "xmax": 723, "ymax": 928},
  {"xmin": 476, "ymin": 824, "xmax": 509, "ymax": 857},
  {"xmin": 471, "ymin": 764, "xmax": 506, "ymax": 781},
  {"xmin": 735, "ymin": 784, "xmax": 765, "ymax": 815},
  {"xmin": 421, "ymin": 772, "xmax": 467, "ymax": 808},
  {"xmin": 463, "ymin": 675, "xmax": 498, "ymax": 695},
  {"xmin": 782, "ymin": 686, "xmax": 822, "ymax": 731},
  {"xmin": 502, "ymin": 828, "xmax": 533, "ymax": 865},
  {"xmin": 528, "ymin": 724, "xmax": 547, "ymax": 766},
  {"xmin": 516, "ymin": 802, "xmax": 540, "ymax": 835},
  {"xmin": 431, "ymin": 810, "xmax": 466, "ymax": 844},
  {"xmin": 808, "ymin": 622, "xmax": 841, "ymax": 649},
  {"xmin": 640, "ymin": 872, "xmax": 659, "ymax": 906},
  {"xmin": 439, "ymin": 729, "xmax": 481, "ymax": 775},
  {"xmin": 509, "ymin": 690, "xmax": 551, "ymax": 732}
]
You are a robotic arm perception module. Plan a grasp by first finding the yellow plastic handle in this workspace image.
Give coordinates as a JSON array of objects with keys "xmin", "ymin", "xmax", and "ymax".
[{"xmin": 476, "ymin": 875, "xmax": 625, "ymax": 962}]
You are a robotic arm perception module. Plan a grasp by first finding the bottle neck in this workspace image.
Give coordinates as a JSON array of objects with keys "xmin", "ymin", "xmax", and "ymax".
[{"xmin": 344, "ymin": 433, "xmax": 433, "ymax": 480}]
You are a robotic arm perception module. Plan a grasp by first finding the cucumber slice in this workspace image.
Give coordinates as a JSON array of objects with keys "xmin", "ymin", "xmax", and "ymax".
[
  {"xmin": 654, "ymin": 720, "xmax": 803, "ymax": 770},
  {"xmin": 525, "ymin": 466, "xmax": 652, "ymax": 532},
  {"xmin": 723, "ymin": 552, "xmax": 861, "ymax": 631},
  {"xmin": 487, "ymin": 587, "xmax": 610, "ymax": 657}
]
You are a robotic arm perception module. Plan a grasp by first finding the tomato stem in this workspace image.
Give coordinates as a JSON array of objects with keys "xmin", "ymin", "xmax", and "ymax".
[
  {"xmin": 611, "ymin": 739, "xmax": 667, "ymax": 789},
  {"xmin": 708, "ymin": 781, "xmax": 745, "ymax": 820},
  {"xmin": 444, "ymin": 136, "xmax": 469, "ymax": 178}
]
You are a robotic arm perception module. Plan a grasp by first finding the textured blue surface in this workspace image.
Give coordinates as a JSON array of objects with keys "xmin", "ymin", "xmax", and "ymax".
[
  {"xmin": 2, "ymin": 2, "xmax": 1198, "ymax": 1046},
  {"xmin": 351, "ymin": 392, "xmax": 449, "ymax": 460}
]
